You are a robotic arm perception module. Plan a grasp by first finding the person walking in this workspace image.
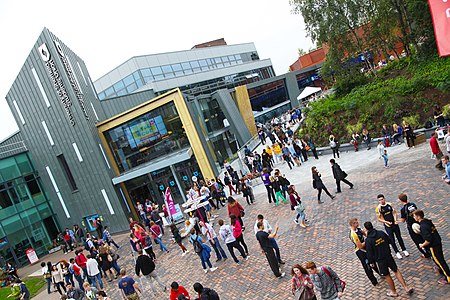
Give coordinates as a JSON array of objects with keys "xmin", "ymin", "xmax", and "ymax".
[
  {"xmin": 189, "ymin": 229, "xmax": 217, "ymax": 273},
  {"xmin": 169, "ymin": 281, "xmax": 191, "ymax": 300},
  {"xmin": 98, "ymin": 246, "xmax": 116, "ymax": 282},
  {"xmin": 402, "ymin": 121, "xmax": 415, "ymax": 148},
  {"xmin": 170, "ymin": 223, "xmax": 189, "ymax": 256},
  {"xmin": 140, "ymin": 232, "xmax": 157, "ymax": 261},
  {"xmin": 223, "ymin": 172, "xmax": 237, "ymax": 196},
  {"xmin": 397, "ymin": 193, "xmax": 431, "ymax": 258},
  {"xmin": 135, "ymin": 249, "xmax": 167, "ymax": 294},
  {"xmin": 51, "ymin": 264, "xmax": 67, "ymax": 295},
  {"xmin": 227, "ymin": 196, "xmax": 245, "ymax": 228},
  {"xmin": 282, "ymin": 143, "xmax": 294, "ymax": 169},
  {"xmin": 261, "ymin": 168, "xmax": 276, "ymax": 204},
  {"xmin": 69, "ymin": 258, "xmax": 85, "ymax": 291},
  {"xmin": 288, "ymin": 185, "xmax": 308, "ymax": 228},
  {"xmin": 375, "ymin": 194, "xmax": 409, "ymax": 259},
  {"xmin": 86, "ymin": 254, "xmax": 103, "ymax": 290},
  {"xmin": 200, "ymin": 221, "xmax": 227, "ymax": 262},
  {"xmin": 348, "ymin": 218, "xmax": 379, "ymax": 286},
  {"xmin": 308, "ymin": 138, "xmax": 319, "ymax": 159},
  {"xmin": 41, "ymin": 261, "xmax": 52, "ymax": 294},
  {"xmin": 291, "ymin": 264, "xmax": 316, "ymax": 300},
  {"xmin": 329, "ymin": 135, "xmax": 339, "ymax": 159},
  {"xmin": 364, "ymin": 221, "xmax": 414, "ymax": 297},
  {"xmin": 241, "ymin": 177, "xmax": 255, "ymax": 205},
  {"xmin": 230, "ymin": 214, "xmax": 249, "ymax": 256},
  {"xmin": 272, "ymin": 175, "xmax": 288, "ymax": 206},
  {"xmin": 253, "ymin": 214, "xmax": 284, "ymax": 265},
  {"xmin": 193, "ymin": 282, "xmax": 220, "ymax": 300},
  {"xmin": 118, "ymin": 269, "xmax": 142, "ymax": 300},
  {"xmin": 311, "ymin": 167, "xmax": 335, "ymax": 204},
  {"xmin": 430, "ymin": 132, "xmax": 444, "ymax": 170},
  {"xmin": 102, "ymin": 226, "xmax": 120, "ymax": 249},
  {"xmin": 305, "ymin": 261, "xmax": 344, "ymax": 300},
  {"xmin": 255, "ymin": 221, "xmax": 285, "ymax": 278},
  {"xmin": 94, "ymin": 217, "xmax": 103, "ymax": 240},
  {"xmin": 149, "ymin": 221, "xmax": 169, "ymax": 253},
  {"xmin": 218, "ymin": 219, "xmax": 247, "ymax": 264},
  {"xmin": 413, "ymin": 210, "xmax": 450, "ymax": 285},
  {"xmin": 330, "ymin": 159, "xmax": 353, "ymax": 193}
]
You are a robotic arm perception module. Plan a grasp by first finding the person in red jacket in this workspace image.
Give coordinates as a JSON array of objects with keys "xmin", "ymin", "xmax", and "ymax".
[
  {"xmin": 170, "ymin": 281, "xmax": 190, "ymax": 300},
  {"xmin": 227, "ymin": 197, "xmax": 245, "ymax": 228},
  {"xmin": 430, "ymin": 132, "xmax": 444, "ymax": 170}
]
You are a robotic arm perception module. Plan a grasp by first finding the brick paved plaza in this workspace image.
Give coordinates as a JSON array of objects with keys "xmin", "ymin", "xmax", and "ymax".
[{"xmin": 32, "ymin": 141, "xmax": 450, "ymax": 300}]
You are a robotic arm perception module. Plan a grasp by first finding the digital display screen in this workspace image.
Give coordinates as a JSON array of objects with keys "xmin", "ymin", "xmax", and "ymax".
[{"xmin": 126, "ymin": 115, "xmax": 168, "ymax": 148}]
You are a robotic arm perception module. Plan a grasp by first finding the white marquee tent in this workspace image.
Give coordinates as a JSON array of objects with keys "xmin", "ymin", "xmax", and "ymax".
[{"xmin": 297, "ymin": 86, "xmax": 322, "ymax": 101}]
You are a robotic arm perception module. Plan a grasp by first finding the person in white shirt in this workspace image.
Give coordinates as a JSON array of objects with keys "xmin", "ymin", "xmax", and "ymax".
[
  {"xmin": 377, "ymin": 140, "xmax": 385, "ymax": 159},
  {"xmin": 86, "ymin": 255, "xmax": 103, "ymax": 290},
  {"xmin": 253, "ymin": 215, "xmax": 285, "ymax": 264},
  {"xmin": 217, "ymin": 219, "xmax": 247, "ymax": 264},
  {"xmin": 445, "ymin": 132, "xmax": 450, "ymax": 154},
  {"xmin": 199, "ymin": 221, "xmax": 227, "ymax": 262}
]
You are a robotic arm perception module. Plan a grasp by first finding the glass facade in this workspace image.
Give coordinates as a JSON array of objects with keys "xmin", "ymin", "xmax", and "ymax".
[
  {"xmin": 104, "ymin": 102, "xmax": 190, "ymax": 173},
  {"xmin": 296, "ymin": 71, "xmax": 323, "ymax": 90},
  {"xmin": 248, "ymin": 79, "xmax": 289, "ymax": 112},
  {"xmin": 98, "ymin": 54, "xmax": 247, "ymax": 100},
  {"xmin": 0, "ymin": 153, "xmax": 59, "ymax": 267}
]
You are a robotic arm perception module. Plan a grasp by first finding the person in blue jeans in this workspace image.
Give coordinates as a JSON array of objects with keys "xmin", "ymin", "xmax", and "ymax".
[
  {"xmin": 149, "ymin": 221, "xmax": 169, "ymax": 253},
  {"xmin": 86, "ymin": 255, "xmax": 103, "ymax": 290},
  {"xmin": 41, "ymin": 261, "xmax": 52, "ymax": 294},
  {"xmin": 199, "ymin": 221, "xmax": 228, "ymax": 262},
  {"xmin": 189, "ymin": 229, "xmax": 218, "ymax": 273}
]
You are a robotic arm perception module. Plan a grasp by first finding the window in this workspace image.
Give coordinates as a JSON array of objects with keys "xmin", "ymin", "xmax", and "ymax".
[
  {"xmin": 113, "ymin": 81, "xmax": 125, "ymax": 93},
  {"xmin": 181, "ymin": 62, "xmax": 192, "ymax": 74},
  {"xmin": 0, "ymin": 189, "xmax": 13, "ymax": 209},
  {"xmin": 25, "ymin": 175, "xmax": 41, "ymax": 196},
  {"xmin": 171, "ymin": 64, "xmax": 183, "ymax": 76},
  {"xmin": 190, "ymin": 61, "xmax": 201, "ymax": 72},
  {"xmin": 104, "ymin": 86, "xmax": 115, "ymax": 97},
  {"xmin": 198, "ymin": 59, "xmax": 208, "ymax": 70},
  {"xmin": 57, "ymin": 154, "xmax": 77, "ymax": 191},
  {"xmin": 123, "ymin": 74, "xmax": 134, "ymax": 86},
  {"xmin": 161, "ymin": 65, "xmax": 174, "ymax": 78}
]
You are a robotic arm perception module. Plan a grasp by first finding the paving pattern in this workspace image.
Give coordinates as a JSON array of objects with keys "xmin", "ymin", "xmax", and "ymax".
[{"xmin": 33, "ymin": 141, "xmax": 450, "ymax": 300}]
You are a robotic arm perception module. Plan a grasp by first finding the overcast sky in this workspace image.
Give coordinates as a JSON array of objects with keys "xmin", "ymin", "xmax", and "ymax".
[{"xmin": 0, "ymin": 0, "xmax": 314, "ymax": 142}]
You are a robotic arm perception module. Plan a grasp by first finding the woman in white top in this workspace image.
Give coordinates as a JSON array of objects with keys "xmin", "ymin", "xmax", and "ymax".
[{"xmin": 51, "ymin": 264, "xmax": 66, "ymax": 295}]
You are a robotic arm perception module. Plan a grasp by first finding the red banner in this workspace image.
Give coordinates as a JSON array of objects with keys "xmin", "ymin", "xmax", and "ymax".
[{"xmin": 428, "ymin": 0, "xmax": 450, "ymax": 56}]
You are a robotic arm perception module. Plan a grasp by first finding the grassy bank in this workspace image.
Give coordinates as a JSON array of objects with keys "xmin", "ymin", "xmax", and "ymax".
[{"xmin": 300, "ymin": 56, "xmax": 450, "ymax": 146}]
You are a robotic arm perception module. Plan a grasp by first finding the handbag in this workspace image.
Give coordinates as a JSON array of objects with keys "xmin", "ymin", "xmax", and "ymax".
[
  {"xmin": 295, "ymin": 202, "xmax": 305, "ymax": 213},
  {"xmin": 240, "ymin": 210, "xmax": 245, "ymax": 217},
  {"xmin": 294, "ymin": 285, "xmax": 307, "ymax": 300}
]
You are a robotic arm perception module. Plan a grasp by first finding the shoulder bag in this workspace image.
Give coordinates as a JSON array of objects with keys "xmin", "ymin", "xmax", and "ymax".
[{"xmin": 322, "ymin": 266, "xmax": 346, "ymax": 292}]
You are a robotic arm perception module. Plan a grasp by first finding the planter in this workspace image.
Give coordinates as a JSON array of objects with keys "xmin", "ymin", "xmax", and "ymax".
[
  {"xmin": 415, "ymin": 132, "xmax": 426, "ymax": 145},
  {"xmin": 48, "ymin": 245, "xmax": 61, "ymax": 254}
]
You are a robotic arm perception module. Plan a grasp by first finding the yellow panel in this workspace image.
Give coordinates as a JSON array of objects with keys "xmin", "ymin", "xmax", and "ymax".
[
  {"xmin": 96, "ymin": 88, "xmax": 215, "ymax": 189},
  {"xmin": 235, "ymin": 85, "xmax": 257, "ymax": 136}
]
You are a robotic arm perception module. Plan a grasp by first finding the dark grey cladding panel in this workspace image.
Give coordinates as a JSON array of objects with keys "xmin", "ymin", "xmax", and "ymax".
[
  {"xmin": 4, "ymin": 28, "xmax": 129, "ymax": 233},
  {"xmin": 99, "ymin": 89, "xmax": 157, "ymax": 120},
  {"xmin": 212, "ymin": 89, "xmax": 252, "ymax": 145}
]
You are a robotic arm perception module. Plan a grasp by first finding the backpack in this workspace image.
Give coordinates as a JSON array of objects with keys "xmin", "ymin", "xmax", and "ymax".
[
  {"xmin": 144, "ymin": 235, "xmax": 153, "ymax": 248},
  {"xmin": 192, "ymin": 236, "xmax": 203, "ymax": 253},
  {"xmin": 203, "ymin": 288, "xmax": 220, "ymax": 300},
  {"xmin": 330, "ymin": 140, "xmax": 337, "ymax": 148}
]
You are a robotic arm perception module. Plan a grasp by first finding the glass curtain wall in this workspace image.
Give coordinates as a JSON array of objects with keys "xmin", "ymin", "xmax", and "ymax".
[
  {"xmin": 0, "ymin": 153, "xmax": 59, "ymax": 266},
  {"xmin": 104, "ymin": 102, "xmax": 190, "ymax": 173}
]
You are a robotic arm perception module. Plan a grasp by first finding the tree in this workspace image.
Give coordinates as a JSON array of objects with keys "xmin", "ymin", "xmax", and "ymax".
[{"xmin": 298, "ymin": 48, "xmax": 307, "ymax": 56}]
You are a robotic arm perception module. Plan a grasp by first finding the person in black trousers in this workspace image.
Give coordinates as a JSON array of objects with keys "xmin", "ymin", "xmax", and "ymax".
[
  {"xmin": 413, "ymin": 210, "xmax": 450, "ymax": 285},
  {"xmin": 330, "ymin": 159, "xmax": 353, "ymax": 193},
  {"xmin": 255, "ymin": 222, "xmax": 285, "ymax": 278},
  {"xmin": 311, "ymin": 166, "xmax": 335, "ymax": 204}
]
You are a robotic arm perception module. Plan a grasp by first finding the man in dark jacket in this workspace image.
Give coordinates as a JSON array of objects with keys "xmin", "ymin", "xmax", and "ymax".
[
  {"xmin": 330, "ymin": 159, "xmax": 353, "ymax": 193},
  {"xmin": 364, "ymin": 221, "xmax": 414, "ymax": 297},
  {"xmin": 413, "ymin": 210, "xmax": 450, "ymax": 285},
  {"xmin": 135, "ymin": 249, "xmax": 167, "ymax": 293},
  {"xmin": 193, "ymin": 282, "xmax": 220, "ymax": 300}
]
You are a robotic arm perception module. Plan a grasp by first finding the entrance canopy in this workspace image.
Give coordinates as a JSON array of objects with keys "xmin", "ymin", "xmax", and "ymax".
[{"xmin": 297, "ymin": 86, "xmax": 322, "ymax": 100}]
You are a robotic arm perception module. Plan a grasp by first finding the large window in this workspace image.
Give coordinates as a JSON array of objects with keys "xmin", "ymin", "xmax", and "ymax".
[
  {"xmin": 104, "ymin": 102, "xmax": 190, "ymax": 173},
  {"xmin": 248, "ymin": 79, "xmax": 288, "ymax": 111},
  {"xmin": 57, "ymin": 154, "xmax": 78, "ymax": 191}
]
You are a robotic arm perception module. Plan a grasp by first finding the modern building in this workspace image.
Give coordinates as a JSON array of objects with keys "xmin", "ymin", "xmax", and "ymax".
[
  {"xmin": 0, "ymin": 132, "xmax": 60, "ymax": 267},
  {"xmin": 3, "ymin": 28, "xmax": 324, "ymax": 264}
]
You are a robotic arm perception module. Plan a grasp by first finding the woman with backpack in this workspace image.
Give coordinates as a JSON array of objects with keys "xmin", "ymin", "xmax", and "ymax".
[
  {"xmin": 311, "ymin": 166, "xmax": 335, "ymax": 204},
  {"xmin": 189, "ymin": 229, "xmax": 217, "ymax": 273},
  {"xmin": 140, "ymin": 232, "xmax": 157, "ymax": 260},
  {"xmin": 329, "ymin": 135, "xmax": 340, "ymax": 159},
  {"xmin": 60, "ymin": 259, "xmax": 75, "ymax": 287}
]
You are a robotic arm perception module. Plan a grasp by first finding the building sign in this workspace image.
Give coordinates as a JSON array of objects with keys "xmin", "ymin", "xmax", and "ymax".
[
  {"xmin": 428, "ymin": 0, "xmax": 450, "ymax": 56},
  {"xmin": 39, "ymin": 42, "xmax": 75, "ymax": 126},
  {"xmin": 38, "ymin": 41, "xmax": 89, "ymax": 126},
  {"xmin": 54, "ymin": 41, "xmax": 89, "ymax": 120},
  {"xmin": 26, "ymin": 248, "xmax": 39, "ymax": 264}
]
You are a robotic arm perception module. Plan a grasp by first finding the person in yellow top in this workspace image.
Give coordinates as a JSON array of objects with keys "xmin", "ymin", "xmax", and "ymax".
[
  {"xmin": 375, "ymin": 194, "xmax": 409, "ymax": 259},
  {"xmin": 266, "ymin": 145, "xmax": 273, "ymax": 156},
  {"xmin": 272, "ymin": 143, "xmax": 282, "ymax": 164},
  {"xmin": 349, "ymin": 218, "xmax": 379, "ymax": 286}
]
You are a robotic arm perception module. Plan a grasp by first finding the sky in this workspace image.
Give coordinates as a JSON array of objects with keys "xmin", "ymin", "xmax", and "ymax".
[{"xmin": 0, "ymin": 0, "xmax": 314, "ymax": 142}]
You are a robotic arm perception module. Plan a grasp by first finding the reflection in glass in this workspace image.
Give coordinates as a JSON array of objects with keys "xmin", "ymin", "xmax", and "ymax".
[{"xmin": 104, "ymin": 102, "xmax": 190, "ymax": 173}]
